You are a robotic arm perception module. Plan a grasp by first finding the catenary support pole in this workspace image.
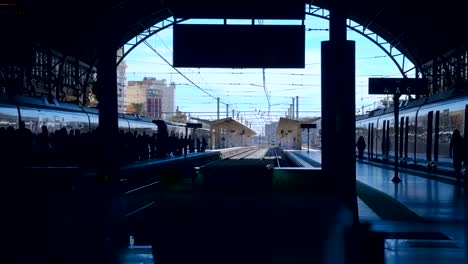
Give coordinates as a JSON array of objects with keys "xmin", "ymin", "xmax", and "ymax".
[{"xmin": 296, "ymin": 96, "xmax": 299, "ymax": 120}]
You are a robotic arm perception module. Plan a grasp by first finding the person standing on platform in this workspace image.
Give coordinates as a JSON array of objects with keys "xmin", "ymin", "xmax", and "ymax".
[
  {"xmin": 356, "ymin": 136, "xmax": 366, "ymax": 162},
  {"xmin": 449, "ymin": 129, "xmax": 464, "ymax": 180},
  {"xmin": 201, "ymin": 137, "xmax": 207, "ymax": 152},
  {"xmin": 196, "ymin": 138, "xmax": 201, "ymax": 152}
]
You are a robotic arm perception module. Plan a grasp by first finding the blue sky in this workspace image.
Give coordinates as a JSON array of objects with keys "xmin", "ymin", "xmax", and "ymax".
[{"xmin": 124, "ymin": 13, "xmax": 414, "ymax": 135}]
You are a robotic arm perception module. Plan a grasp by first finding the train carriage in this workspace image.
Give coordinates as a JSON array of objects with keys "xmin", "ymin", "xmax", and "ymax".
[
  {"xmin": 0, "ymin": 95, "xmax": 210, "ymax": 147},
  {"xmin": 356, "ymin": 90, "xmax": 468, "ymax": 173}
]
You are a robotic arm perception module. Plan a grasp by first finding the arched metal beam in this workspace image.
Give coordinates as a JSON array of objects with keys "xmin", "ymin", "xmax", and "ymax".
[
  {"xmin": 118, "ymin": 4, "xmax": 424, "ymax": 79},
  {"xmin": 306, "ymin": 5, "xmax": 424, "ymax": 78},
  {"xmin": 117, "ymin": 16, "xmax": 187, "ymax": 66}
]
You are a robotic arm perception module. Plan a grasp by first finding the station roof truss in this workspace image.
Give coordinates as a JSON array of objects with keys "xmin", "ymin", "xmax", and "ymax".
[
  {"xmin": 209, "ymin": 117, "xmax": 256, "ymax": 137},
  {"xmin": 3, "ymin": 0, "xmax": 468, "ymax": 78}
]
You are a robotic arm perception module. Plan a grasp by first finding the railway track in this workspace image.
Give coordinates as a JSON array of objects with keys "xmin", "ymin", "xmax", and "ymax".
[{"xmin": 228, "ymin": 147, "xmax": 269, "ymax": 160}]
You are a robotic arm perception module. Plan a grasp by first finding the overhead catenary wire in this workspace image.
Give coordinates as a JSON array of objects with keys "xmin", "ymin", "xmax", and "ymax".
[
  {"xmin": 127, "ymin": 70, "xmax": 393, "ymax": 77},
  {"xmin": 153, "ymin": 34, "xmax": 234, "ymax": 107},
  {"xmin": 143, "ymin": 40, "xmax": 227, "ymax": 105}
]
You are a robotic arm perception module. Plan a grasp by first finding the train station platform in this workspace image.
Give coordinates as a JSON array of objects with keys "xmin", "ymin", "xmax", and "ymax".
[
  {"xmin": 11, "ymin": 147, "xmax": 260, "ymax": 264},
  {"xmin": 288, "ymin": 148, "xmax": 467, "ymax": 264}
]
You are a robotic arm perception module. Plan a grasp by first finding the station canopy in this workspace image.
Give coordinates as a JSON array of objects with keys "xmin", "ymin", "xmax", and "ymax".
[
  {"xmin": 210, "ymin": 117, "xmax": 256, "ymax": 137},
  {"xmin": 276, "ymin": 117, "xmax": 301, "ymax": 136},
  {"xmin": 276, "ymin": 117, "xmax": 320, "ymax": 136},
  {"xmin": 4, "ymin": 0, "xmax": 466, "ymax": 71}
]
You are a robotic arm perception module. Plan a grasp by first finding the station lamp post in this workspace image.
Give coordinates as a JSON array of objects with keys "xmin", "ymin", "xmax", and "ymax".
[
  {"xmin": 301, "ymin": 123, "xmax": 317, "ymax": 153},
  {"xmin": 369, "ymin": 77, "xmax": 427, "ymax": 183}
]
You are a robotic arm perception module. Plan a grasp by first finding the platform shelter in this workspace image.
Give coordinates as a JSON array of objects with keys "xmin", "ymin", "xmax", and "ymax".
[
  {"xmin": 276, "ymin": 117, "xmax": 302, "ymax": 149},
  {"xmin": 209, "ymin": 117, "xmax": 256, "ymax": 149}
]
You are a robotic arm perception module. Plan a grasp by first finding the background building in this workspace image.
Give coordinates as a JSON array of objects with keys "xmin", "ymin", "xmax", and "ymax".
[
  {"xmin": 126, "ymin": 77, "xmax": 175, "ymax": 119},
  {"xmin": 116, "ymin": 48, "xmax": 127, "ymax": 113},
  {"xmin": 265, "ymin": 122, "xmax": 279, "ymax": 145},
  {"xmin": 126, "ymin": 85, "xmax": 146, "ymax": 115}
]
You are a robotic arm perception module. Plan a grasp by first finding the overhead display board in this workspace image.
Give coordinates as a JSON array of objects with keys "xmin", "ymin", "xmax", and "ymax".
[
  {"xmin": 171, "ymin": 0, "xmax": 305, "ymax": 20},
  {"xmin": 173, "ymin": 24, "xmax": 305, "ymax": 68},
  {"xmin": 368, "ymin": 78, "xmax": 428, "ymax": 95}
]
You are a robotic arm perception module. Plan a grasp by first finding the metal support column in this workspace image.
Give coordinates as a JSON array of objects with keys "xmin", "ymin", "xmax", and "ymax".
[
  {"xmin": 321, "ymin": 3, "xmax": 358, "ymax": 224},
  {"xmin": 456, "ymin": 49, "xmax": 461, "ymax": 83},
  {"xmin": 432, "ymin": 57, "xmax": 438, "ymax": 93},
  {"xmin": 292, "ymin": 97, "xmax": 295, "ymax": 120},
  {"xmin": 217, "ymin": 97, "xmax": 220, "ymax": 120},
  {"xmin": 85, "ymin": 35, "xmax": 120, "ymax": 264},
  {"xmin": 226, "ymin": 104, "xmax": 229, "ymax": 118},
  {"xmin": 209, "ymin": 125, "xmax": 213, "ymax": 149},
  {"xmin": 296, "ymin": 96, "xmax": 299, "ymax": 120}
]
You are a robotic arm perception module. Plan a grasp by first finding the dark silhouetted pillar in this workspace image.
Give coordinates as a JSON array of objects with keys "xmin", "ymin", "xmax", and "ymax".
[
  {"xmin": 88, "ymin": 33, "xmax": 120, "ymax": 264},
  {"xmin": 97, "ymin": 46, "xmax": 119, "ymax": 179},
  {"xmin": 321, "ymin": 3, "xmax": 358, "ymax": 224}
]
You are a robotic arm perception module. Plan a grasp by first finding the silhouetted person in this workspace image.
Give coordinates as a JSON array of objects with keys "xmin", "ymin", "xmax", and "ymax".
[
  {"xmin": 449, "ymin": 129, "xmax": 464, "ymax": 180},
  {"xmin": 381, "ymin": 136, "xmax": 385, "ymax": 158},
  {"xmin": 150, "ymin": 134, "xmax": 157, "ymax": 159},
  {"xmin": 154, "ymin": 120, "xmax": 169, "ymax": 158},
  {"xmin": 74, "ymin": 129, "xmax": 83, "ymax": 164},
  {"xmin": 382, "ymin": 134, "xmax": 391, "ymax": 162},
  {"xmin": 141, "ymin": 132, "xmax": 150, "ymax": 160},
  {"xmin": 356, "ymin": 136, "xmax": 366, "ymax": 162},
  {"xmin": 188, "ymin": 135, "xmax": 195, "ymax": 153},
  {"xmin": 196, "ymin": 138, "xmax": 201, "ymax": 152},
  {"xmin": 201, "ymin": 137, "xmax": 207, "ymax": 152},
  {"xmin": 16, "ymin": 121, "xmax": 33, "ymax": 166},
  {"xmin": 38, "ymin": 125, "xmax": 50, "ymax": 164}
]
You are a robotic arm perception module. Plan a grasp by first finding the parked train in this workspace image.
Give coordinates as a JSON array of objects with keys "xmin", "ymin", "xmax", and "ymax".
[
  {"xmin": 0, "ymin": 95, "xmax": 210, "ymax": 139},
  {"xmin": 356, "ymin": 89, "xmax": 468, "ymax": 171}
]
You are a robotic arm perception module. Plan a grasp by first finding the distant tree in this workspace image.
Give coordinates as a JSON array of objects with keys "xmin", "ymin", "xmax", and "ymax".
[
  {"xmin": 380, "ymin": 97, "xmax": 394, "ymax": 108},
  {"xmin": 168, "ymin": 115, "xmax": 187, "ymax": 123},
  {"xmin": 131, "ymin": 103, "xmax": 145, "ymax": 115}
]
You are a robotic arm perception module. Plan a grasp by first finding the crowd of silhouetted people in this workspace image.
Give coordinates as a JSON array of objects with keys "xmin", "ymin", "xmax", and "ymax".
[{"xmin": 0, "ymin": 121, "xmax": 208, "ymax": 168}]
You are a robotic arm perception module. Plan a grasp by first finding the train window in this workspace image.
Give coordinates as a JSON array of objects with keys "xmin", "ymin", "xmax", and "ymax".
[
  {"xmin": 370, "ymin": 123, "xmax": 374, "ymax": 159},
  {"xmin": 399, "ymin": 117, "xmax": 404, "ymax": 157},
  {"xmin": 465, "ymin": 105, "xmax": 468, "ymax": 137},
  {"xmin": 416, "ymin": 112, "xmax": 427, "ymax": 145},
  {"xmin": 434, "ymin": 111, "xmax": 440, "ymax": 161},
  {"xmin": 439, "ymin": 109, "xmax": 450, "ymax": 144},
  {"xmin": 404, "ymin": 117, "xmax": 409, "ymax": 158},
  {"xmin": 449, "ymin": 109, "xmax": 464, "ymax": 133},
  {"xmin": 427, "ymin": 111, "xmax": 433, "ymax": 161},
  {"xmin": 0, "ymin": 105, "xmax": 19, "ymax": 129},
  {"xmin": 19, "ymin": 108, "xmax": 41, "ymax": 133}
]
